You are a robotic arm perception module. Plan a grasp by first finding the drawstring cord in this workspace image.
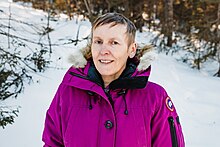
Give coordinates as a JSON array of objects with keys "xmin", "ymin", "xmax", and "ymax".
[
  {"xmin": 118, "ymin": 89, "xmax": 128, "ymax": 115},
  {"xmin": 123, "ymin": 95, "xmax": 128, "ymax": 115}
]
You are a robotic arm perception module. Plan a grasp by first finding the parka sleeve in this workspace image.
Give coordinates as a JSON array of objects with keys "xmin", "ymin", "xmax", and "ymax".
[
  {"xmin": 42, "ymin": 84, "xmax": 64, "ymax": 147},
  {"xmin": 151, "ymin": 88, "xmax": 185, "ymax": 147}
]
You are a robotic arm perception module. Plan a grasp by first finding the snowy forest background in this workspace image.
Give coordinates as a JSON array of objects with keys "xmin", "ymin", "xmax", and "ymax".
[{"xmin": 0, "ymin": 0, "xmax": 220, "ymax": 146}]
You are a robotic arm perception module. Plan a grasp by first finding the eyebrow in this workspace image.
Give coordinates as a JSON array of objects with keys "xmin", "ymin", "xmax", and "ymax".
[
  {"xmin": 93, "ymin": 36, "xmax": 123, "ymax": 42},
  {"xmin": 93, "ymin": 36, "xmax": 102, "ymax": 39}
]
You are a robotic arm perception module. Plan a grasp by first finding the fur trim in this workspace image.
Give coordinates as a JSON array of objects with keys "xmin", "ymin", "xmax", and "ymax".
[
  {"xmin": 137, "ymin": 50, "xmax": 157, "ymax": 71},
  {"xmin": 68, "ymin": 44, "xmax": 157, "ymax": 71},
  {"xmin": 68, "ymin": 48, "xmax": 87, "ymax": 68}
]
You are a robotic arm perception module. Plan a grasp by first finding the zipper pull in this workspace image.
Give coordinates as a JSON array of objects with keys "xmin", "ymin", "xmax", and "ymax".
[
  {"xmin": 168, "ymin": 117, "xmax": 175, "ymax": 126},
  {"xmin": 104, "ymin": 88, "xmax": 110, "ymax": 94}
]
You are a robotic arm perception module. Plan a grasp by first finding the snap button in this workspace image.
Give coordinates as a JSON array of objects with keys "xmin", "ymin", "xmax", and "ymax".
[{"xmin": 105, "ymin": 120, "xmax": 113, "ymax": 129}]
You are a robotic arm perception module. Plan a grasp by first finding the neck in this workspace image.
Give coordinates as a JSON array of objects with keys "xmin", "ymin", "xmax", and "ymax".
[
  {"xmin": 102, "ymin": 75, "xmax": 117, "ymax": 88},
  {"xmin": 101, "ymin": 64, "xmax": 127, "ymax": 88}
]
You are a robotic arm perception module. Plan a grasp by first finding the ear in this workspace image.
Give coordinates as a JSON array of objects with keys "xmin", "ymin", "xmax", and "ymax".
[{"xmin": 128, "ymin": 43, "xmax": 137, "ymax": 58}]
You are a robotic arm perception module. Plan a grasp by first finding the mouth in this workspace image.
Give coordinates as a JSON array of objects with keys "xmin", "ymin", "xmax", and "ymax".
[{"xmin": 99, "ymin": 59, "xmax": 114, "ymax": 64}]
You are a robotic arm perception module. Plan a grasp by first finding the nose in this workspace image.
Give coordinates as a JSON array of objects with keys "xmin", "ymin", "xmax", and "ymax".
[{"xmin": 100, "ymin": 44, "xmax": 110, "ymax": 55}]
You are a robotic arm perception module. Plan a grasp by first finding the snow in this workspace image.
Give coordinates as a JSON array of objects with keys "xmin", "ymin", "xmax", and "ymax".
[{"xmin": 0, "ymin": 0, "xmax": 220, "ymax": 147}]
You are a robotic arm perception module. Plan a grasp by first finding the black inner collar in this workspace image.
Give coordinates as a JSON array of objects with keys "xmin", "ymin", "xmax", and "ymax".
[{"xmin": 87, "ymin": 60, "xmax": 148, "ymax": 90}]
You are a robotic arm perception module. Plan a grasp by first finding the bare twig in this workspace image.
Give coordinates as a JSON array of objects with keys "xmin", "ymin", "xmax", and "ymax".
[{"xmin": 8, "ymin": 2, "xmax": 12, "ymax": 49}]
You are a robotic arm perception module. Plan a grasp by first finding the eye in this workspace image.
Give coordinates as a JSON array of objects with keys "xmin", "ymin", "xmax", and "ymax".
[
  {"xmin": 94, "ymin": 40, "xmax": 103, "ymax": 44},
  {"xmin": 111, "ymin": 41, "xmax": 119, "ymax": 45}
]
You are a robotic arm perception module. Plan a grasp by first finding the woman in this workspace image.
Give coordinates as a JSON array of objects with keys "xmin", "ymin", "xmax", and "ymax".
[{"xmin": 42, "ymin": 13, "xmax": 185, "ymax": 147}]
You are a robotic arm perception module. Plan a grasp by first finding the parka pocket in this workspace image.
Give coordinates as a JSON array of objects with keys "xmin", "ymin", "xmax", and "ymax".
[{"xmin": 168, "ymin": 116, "xmax": 178, "ymax": 147}]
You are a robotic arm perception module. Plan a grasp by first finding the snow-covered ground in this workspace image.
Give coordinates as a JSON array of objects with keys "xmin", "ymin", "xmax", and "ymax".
[{"xmin": 0, "ymin": 1, "xmax": 220, "ymax": 147}]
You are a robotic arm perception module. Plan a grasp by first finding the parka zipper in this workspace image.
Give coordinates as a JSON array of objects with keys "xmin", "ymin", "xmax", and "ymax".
[
  {"xmin": 104, "ymin": 88, "xmax": 117, "ymax": 147},
  {"xmin": 104, "ymin": 88, "xmax": 114, "ymax": 109},
  {"xmin": 168, "ymin": 117, "xmax": 178, "ymax": 147}
]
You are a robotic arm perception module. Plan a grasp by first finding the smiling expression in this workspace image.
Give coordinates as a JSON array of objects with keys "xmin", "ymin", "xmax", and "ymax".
[{"xmin": 91, "ymin": 23, "xmax": 136, "ymax": 86}]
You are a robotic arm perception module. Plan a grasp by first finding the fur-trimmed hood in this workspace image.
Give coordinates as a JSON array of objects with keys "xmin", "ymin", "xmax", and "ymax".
[{"xmin": 68, "ymin": 44, "xmax": 157, "ymax": 71}]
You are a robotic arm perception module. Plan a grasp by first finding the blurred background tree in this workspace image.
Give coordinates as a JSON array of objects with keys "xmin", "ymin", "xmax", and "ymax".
[{"xmin": 9, "ymin": 0, "xmax": 220, "ymax": 73}]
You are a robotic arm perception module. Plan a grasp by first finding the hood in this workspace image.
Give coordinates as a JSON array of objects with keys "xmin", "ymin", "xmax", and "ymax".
[
  {"xmin": 68, "ymin": 44, "xmax": 157, "ymax": 71},
  {"xmin": 67, "ymin": 44, "xmax": 157, "ymax": 90}
]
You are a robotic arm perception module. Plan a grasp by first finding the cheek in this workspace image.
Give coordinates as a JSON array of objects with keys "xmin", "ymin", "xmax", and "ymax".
[
  {"xmin": 91, "ymin": 47, "xmax": 98, "ymax": 59},
  {"xmin": 115, "ymin": 54, "xmax": 129, "ymax": 67},
  {"xmin": 116, "ymin": 50, "xmax": 129, "ymax": 60}
]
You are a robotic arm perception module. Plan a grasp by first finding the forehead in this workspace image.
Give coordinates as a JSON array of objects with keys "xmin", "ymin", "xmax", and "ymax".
[{"xmin": 92, "ymin": 23, "xmax": 127, "ymax": 39}]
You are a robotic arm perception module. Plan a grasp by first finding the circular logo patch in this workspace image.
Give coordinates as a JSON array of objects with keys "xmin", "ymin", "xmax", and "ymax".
[{"xmin": 166, "ymin": 97, "xmax": 174, "ymax": 111}]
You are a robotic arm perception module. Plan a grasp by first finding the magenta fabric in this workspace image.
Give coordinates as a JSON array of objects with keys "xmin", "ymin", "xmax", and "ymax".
[{"xmin": 42, "ymin": 63, "xmax": 185, "ymax": 147}]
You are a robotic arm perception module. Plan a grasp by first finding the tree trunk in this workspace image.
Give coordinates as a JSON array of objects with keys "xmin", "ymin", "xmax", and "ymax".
[
  {"xmin": 216, "ymin": 3, "xmax": 220, "ymax": 77},
  {"xmin": 124, "ymin": 1, "xmax": 130, "ymax": 18},
  {"xmin": 83, "ymin": 0, "xmax": 94, "ymax": 22},
  {"xmin": 217, "ymin": 2, "xmax": 220, "ymax": 39},
  {"xmin": 106, "ymin": 0, "xmax": 111, "ymax": 12},
  {"xmin": 65, "ymin": 0, "xmax": 72, "ymax": 20},
  {"xmin": 164, "ymin": 0, "xmax": 173, "ymax": 47}
]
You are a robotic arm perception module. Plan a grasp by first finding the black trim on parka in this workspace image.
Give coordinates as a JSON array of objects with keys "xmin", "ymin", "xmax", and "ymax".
[{"xmin": 87, "ymin": 60, "xmax": 149, "ymax": 90}]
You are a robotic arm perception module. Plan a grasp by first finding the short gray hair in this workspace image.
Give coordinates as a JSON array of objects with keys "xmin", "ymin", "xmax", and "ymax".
[{"xmin": 92, "ymin": 13, "xmax": 136, "ymax": 46}]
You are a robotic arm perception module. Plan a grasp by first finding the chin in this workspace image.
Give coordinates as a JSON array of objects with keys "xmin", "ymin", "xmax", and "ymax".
[{"xmin": 98, "ymin": 70, "xmax": 115, "ymax": 76}]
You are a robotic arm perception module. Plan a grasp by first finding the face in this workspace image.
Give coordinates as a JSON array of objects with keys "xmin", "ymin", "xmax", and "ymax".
[{"xmin": 91, "ymin": 23, "xmax": 136, "ymax": 84}]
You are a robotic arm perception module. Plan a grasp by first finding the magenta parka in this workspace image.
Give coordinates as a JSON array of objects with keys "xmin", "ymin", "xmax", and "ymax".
[{"xmin": 42, "ymin": 49, "xmax": 185, "ymax": 147}]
